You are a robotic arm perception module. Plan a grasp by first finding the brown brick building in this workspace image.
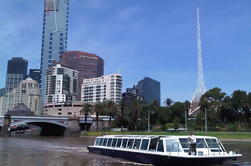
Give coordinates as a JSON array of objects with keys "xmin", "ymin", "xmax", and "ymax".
[{"xmin": 60, "ymin": 51, "xmax": 104, "ymax": 100}]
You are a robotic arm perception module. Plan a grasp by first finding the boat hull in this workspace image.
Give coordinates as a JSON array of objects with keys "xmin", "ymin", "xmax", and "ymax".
[{"xmin": 87, "ymin": 146, "xmax": 238, "ymax": 166}]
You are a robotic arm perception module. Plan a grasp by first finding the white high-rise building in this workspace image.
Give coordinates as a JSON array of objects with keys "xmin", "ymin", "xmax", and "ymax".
[
  {"xmin": 45, "ymin": 64, "xmax": 78, "ymax": 103},
  {"xmin": 81, "ymin": 74, "xmax": 122, "ymax": 103},
  {"xmin": 0, "ymin": 78, "xmax": 41, "ymax": 115}
]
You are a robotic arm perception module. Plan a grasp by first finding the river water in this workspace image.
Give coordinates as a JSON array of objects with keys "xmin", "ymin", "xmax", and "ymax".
[{"xmin": 0, "ymin": 136, "xmax": 250, "ymax": 166}]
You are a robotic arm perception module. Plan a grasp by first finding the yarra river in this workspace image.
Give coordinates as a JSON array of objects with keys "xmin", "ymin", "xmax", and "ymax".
[{"xmin": 0, "ymin": 136, "xmax": 250, "ymax": 166}]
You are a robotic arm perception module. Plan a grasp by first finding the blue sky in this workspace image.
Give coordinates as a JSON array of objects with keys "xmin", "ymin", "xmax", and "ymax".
[{"xmin": 0, "ymin": 0, "xmax": 251, "ymax": 104}]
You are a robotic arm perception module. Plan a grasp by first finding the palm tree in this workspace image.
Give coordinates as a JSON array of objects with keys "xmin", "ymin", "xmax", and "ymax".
[
  {"xmin": 94, "ymin": 102, "xmax": 104, "ymax": 131},
  {"xmin": 104, "ymin": 100, "xmax": 118, "ymax": 127},
  {"xmin": 119, "ymin": 98, "xmax": 127, "ymax": 131},
  {"xmin": 131, "ymin": 100, "xmax": 143, "ymax": 131},
  {"xmin": 80, "ymin": 103, "xmax": 93, "ymax": 130}
]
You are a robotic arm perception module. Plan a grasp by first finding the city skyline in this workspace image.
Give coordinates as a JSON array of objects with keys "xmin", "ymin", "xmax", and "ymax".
[{"xmin": 1, "ymin": 0, "xmax": 251, "ymax": 103}]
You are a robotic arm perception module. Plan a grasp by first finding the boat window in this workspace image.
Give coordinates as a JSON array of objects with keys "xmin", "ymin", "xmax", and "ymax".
[
  {"xmin": 179, "ymin": 138, "xmax": 189, "ymax": 148},
  {"xmin": 133, "ymin": 139, "xmax": 141, "ymax": 149},
  {"xmin": 99, "ymin": 138, "xmax": 104, "ymax": 146},
  {"xmin": 103, "ymin": 138, "xmax": 108, "ymax": 146},
  {"xmin": 165, "ymin": 138, "xmax": 181, "ymax": 152},
  {"xmin": 149, "ymin": 138, "xmax": 158, "ymax": 151},
  {"xmin": 196, "ymin": 138, "xmax": 207, "ymax": 148},
  {"xmin": 112, "ymin": 139, "xmax": 118, "ymax": 147},
  {"xmin": 140, "ymin": 139, "xmax": 149, "ymax": 150},
  {"xmin": 127, "ymin": 139, "xmax": 134, "ymax": 149},
  {"xmin": 122, "ymin": 139, "xmax": 128, "ymax": 148},
  {"xmin": 116, "ymin": 139, "xmax": 122, "ymax": 148},
  {"xmin": 157, "ymin": 140, "xmax": 164, "ymax": 152},
  {"xmin": 95, "ymin": 138, "xmax": 100, "ymax": 146},
  {"xmin": 205, "ymin": 139, "xmax": 220, "ymax": 148},
  {"xmin": 107, "ymin": 138, "xmax": 113, "ymax": 147}
]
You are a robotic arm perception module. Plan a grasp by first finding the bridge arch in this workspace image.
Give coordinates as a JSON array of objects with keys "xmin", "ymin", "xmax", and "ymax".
[{"xmin": 11, "ymin": 120, "xmax": 68, "ymax": 136}]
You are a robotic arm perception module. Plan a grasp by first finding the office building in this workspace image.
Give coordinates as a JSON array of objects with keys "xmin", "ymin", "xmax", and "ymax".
[
  {"xmin": 45, "ymin": 64, "xmax": 78, "ymax": 103},
  {"xmin": 40, "ymin": 0, "xmax": 70, "ymax": 103},
  {"xmin": 81, "ymin": 74, "xmax": 122, "ymax": 104},
  {"xmin": 0, "ymin": 88, "xmax": 5, "ymax": 97},
  {"xmin": 29, "ymin": 69, "xmax": 41, "ymax": 85},
  {"xmin": 61, "ymin": 51, "xmax": 104, "ymax": 99},
  {"xmin": 122, "ymin": 86, "xmax": 143, "ymax": 105},
  {"xmin": 0, "ymin": 78, "xmax": 41, "ymax": 115},
  {"xmin": 5, "ymin": 57, "xmax": 28, "ymax": 93},
  {"xmin": 137, "ymin": 77, "xmax": 160, "ymax": 105}
]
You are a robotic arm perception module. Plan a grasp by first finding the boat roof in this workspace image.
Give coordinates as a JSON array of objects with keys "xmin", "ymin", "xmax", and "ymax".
[{"xmin": 96, "ymin": 135, "xmax": 218, "ymax": 139}]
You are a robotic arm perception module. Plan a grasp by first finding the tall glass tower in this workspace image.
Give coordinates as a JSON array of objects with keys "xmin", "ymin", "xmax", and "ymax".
[
  {"xmin": 5, "ymin": 57, "xmax": 28, "ymax": 93},
  {"xmin": 40, "ymin": 0, "xmax": 69, "ymax": 103}
]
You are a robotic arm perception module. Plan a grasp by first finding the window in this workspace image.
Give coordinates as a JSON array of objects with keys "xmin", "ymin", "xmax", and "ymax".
[
  {"xmin": 133, "ymin": 139, "xmax": 141, "ymax": 149},
  {"xmin": 140, "ymin": 139, "xmax": 149, "ymax": 150},
  {"xmin": 149, "ymin": 138, "xmax": 158, "ymax": 151},
  {"xmin": 157, "ymin": 140, "xmax": 164, "ymax": 152},
  {"xmin": 103, "ymin": 138, "xmax": 108, "ymax": 146},
  {"xmin": 165, "ymin": 138, "xmax": 181, "ymax": 152},
  {"xmin": 127, "ymin": 139, "xmax": 134, "ymax": 149},
  {"xmin": 205, "ymin": 139, "xmax": 220, "ymax": 149},
  {"xmin": 122, "ymin": 139, "xmax": 128, "ymax": 148},
  {"xmin": 99, "ymin": 138, "xmax": 104, "ymax": 146},
  {"xmin": 116, "ymin": 139, "xmax": 122, "ymax": 148},
  {"xmin": 95, "ymin": 138, "xmax": 100, "ymax": 146},
  {"xmin": 196, "ymin": 138, "xmax": 207, "ymax": 148},
  {"xmin": 179, "ymin": 138, "xmax": 189, "ymax": 149},
  {"xmin": 112, "ymin": 139, "xmax": 117, "ymax": 147},
  {"xmin": 107, "ymin": 138, "xmax": 112, "ymax": 147}
]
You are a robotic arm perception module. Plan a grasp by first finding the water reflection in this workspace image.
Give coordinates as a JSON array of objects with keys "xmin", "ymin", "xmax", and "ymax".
[{"xmin": 0, "ymin": 136, "xmax": 250, "ymax": 166}]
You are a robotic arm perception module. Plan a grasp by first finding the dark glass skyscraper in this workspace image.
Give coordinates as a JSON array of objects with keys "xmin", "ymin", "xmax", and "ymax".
[
  {"xmin": 137, "ymin": 77, "xmax": 160, "ymax": 105},
  {"xmin": 29, "ymin": 69, "xmax": 41, "ymax": 84},
  {"xmin": 40, "ymin": 0, "xmax": 70, "ymax": 103},
  {"xmin": 60, "ymin": 51, "xmax": 104, "ymax": 99},
  {"xmin": 5, "ymin": 57, "xmax": 28, "ymax": 93}
]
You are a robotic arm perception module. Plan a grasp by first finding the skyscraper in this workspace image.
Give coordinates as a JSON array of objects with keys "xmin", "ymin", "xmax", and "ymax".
[
  {"xmin": 29, "ymin": 69, "xmax": 41, "ymax": 85},
  {"xmin": 40, "ymin": 0, "xmax": 70, "ymax": 103},
  {"xmin": 5, "ymin": 57, "xmax": 28, "ymax": 93},
  {"xmin": 61, "ymin": 51, "xmax": 104, "ymax": 99},
  {"xmin": 137, "ymin": 77, "xmax": 160, "ymax": 105}
]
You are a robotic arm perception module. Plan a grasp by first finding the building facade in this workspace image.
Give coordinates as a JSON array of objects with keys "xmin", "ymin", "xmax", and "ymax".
[
  {"xmin": 40, "ymin": 0, "xmax": 70, "ymax": 103},
  {"xmin": 0, "ymin": 78, "xmax": 41, "ymax": 116},
  {"xmin": 60, "ymin": 51, "xmax": 104, "ymax": 100},
  {"xmin": 81, "ymin": 74, "xmax": 122, "ymax": 103},
  {"xmin": 0, "ymin": 88, "xmax": 5, "ymax": 97},
  {"xmin": 5, "ymin": 57, "xmax": 28, "ymax": 93},
  {"xmin": 122, "ymin": 86, "xmax": 143, "ymax": 105},
  {"xmin": 29, "ymin": 69, "xmax": 41, "ymax": 85},
  {"xmin": 45, "ymin": 64, "xmax": 78, "ymax": 103},
  {"xmin": 137, "ymin": 77, "xmax": 161, "ymax": 105},
  {"xmin": 43, "ymin": 101, "xmax": 87, "ymax": 117}
]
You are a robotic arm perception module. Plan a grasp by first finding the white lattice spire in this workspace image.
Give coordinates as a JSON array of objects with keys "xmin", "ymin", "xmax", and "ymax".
[{"xmin": 189, "ymin": 8, "xmax": 206, "ymax": 116}]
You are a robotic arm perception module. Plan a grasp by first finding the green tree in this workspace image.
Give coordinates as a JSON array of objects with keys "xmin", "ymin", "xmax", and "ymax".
[
  {"xmin": 200, "ymin": 87, "xmax": 227, "ymax": 122},
  {"xmin": 103, "ymin": 100, "xmax": 118, "ymax": 127},
  {"xmin": 80, "ymin": 103, "xmax": 93, "ymax": 130},
  {"xmin": 93, "ymin": 102, "xmax": 104, "ymax": 131}
]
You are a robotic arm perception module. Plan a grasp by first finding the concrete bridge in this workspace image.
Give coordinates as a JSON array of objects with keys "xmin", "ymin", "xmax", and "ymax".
[{"xmin": 0, "ymin": 116, "xmax": 94, "ymax": 136}]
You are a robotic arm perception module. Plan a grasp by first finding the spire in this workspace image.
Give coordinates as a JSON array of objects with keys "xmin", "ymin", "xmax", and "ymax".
[{"xmin": 189, "ymin": 8, "xmax": 206, "ymax": 116}]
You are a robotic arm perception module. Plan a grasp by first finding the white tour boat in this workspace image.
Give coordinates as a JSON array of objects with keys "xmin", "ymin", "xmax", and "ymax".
[{"xmin": 87, "ymin": 135, "xmax": 242, "ymax": 166}]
